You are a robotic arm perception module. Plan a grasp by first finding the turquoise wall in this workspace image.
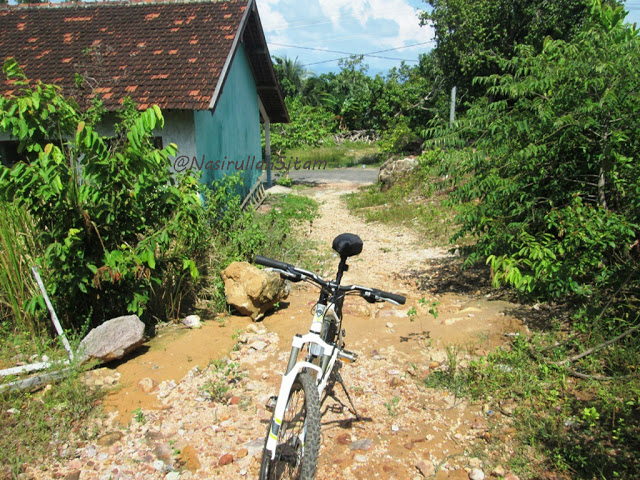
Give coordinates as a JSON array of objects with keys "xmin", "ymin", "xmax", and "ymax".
[{"xmin": 194, "ymin": 44, "xmax": 262, "ymax": 196}]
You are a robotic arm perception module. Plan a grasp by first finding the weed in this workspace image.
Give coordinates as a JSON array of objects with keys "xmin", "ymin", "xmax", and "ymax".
[
  {"xmin": 384, "ymin": 396, "xmax": 401, "ymax": 417},
  {"xmin": 133, "ymin": 407, "xmax": 147, "ymax": 425}
]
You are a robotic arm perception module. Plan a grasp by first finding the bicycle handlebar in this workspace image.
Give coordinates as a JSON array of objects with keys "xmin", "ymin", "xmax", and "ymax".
[{"xmin": 253, "ymin": 255, "xmax": 406, "ymax": 305}]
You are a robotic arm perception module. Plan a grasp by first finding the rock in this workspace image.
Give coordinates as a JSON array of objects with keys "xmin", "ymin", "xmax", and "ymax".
[
  {"xmin": 138, "ymin": 377, "xmax": 156, "ymax": 393},
  {"xmin": 354, "ymin": 454, "xmax": 368, "ymax": 463},
  {"xmin": 152, "ymin": 460, "xmax": 165, "ymax": 472},
  {"xmin": 178, "ymin": 445, "xmax": 201, "ymax": 472},
  {"xmin": 503, "ymin": 474, "xmax": 520, "ymax": 480},
  {"xmin": 356, "ymin": 305, "xmax": 371, "ymax": 316},
  {"xmin": 491, "ymin": 466, "xmax": 506, "ymax": 477},
  {"xmin": 378, "ymin": 156, "xmax": 419, "ymax": 190},
  {"xmin": 97, "ymin": 431, "xmax": 123, "ymax": 447},
  {"xmin": 236, "ymin": 448, "xmax": 248, "ymax": 458},
  {"xmin": 337, "ymin": 433, "xmax": 351, "ymax": 445},
  {"xmin": 348, "ymin": 438, "xmax": 373, "ymax": 451},
  {"xmin": 218, "ymin": 453, "xmax": 234, "ymax": 466},
  {"xmin": 221, "ymin": 262, "xmax": 290, "ymax": 320},
  {"xmin": 429, "ymin": 361, "xmax": 440, "ymax": 369},
  {"xmin": 182, "ymin": 315, "xmax": 202, "ymax": 329},
  {"xmin": 77, "ymin": 315, "xmax": 145, "ymax": 363},
  {"xmin": 248, "ymin": 340, "xmax": 267, "ymax": 351},
  {"xmin": 416, "ymin": 461, "xmax": 435, "ymax": 478},
  {"xmin": 165, "ymin": 473, "xmax": 180, "ymax": 480},
  {"xmin": 64, "ymin": 471, "xmax": 81, "ymax": 480},
  {"xmin": 469, "ymin": 458, "xmax": 483, "ymax": 468},
  {"xmin": 386, "ymin": 322, "xmax": 394, "ymax": 329},
  {"xmin": 469, "ymin": 468, "xmax": 485, "ymax": 480}
]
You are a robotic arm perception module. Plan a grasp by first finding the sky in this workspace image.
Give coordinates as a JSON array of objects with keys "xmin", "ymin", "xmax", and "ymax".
[{"xmin": 258, "ymin": 0, "xmax": 640, "ymax": 76}]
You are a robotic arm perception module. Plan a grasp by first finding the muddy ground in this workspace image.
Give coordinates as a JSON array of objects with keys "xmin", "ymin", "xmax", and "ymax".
[{"xmin": 29, "ymin": 179, "xmax": 531, "ymax": 480}]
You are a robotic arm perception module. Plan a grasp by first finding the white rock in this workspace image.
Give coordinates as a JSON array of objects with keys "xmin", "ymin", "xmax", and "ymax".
[
  {"xmin": 182, "ymin": 315, "xmax": 201, "ymax": 329},
  {"xmin": 153, "ymin": 460, "xmax": 165, "ymax": 471},
  {"xmin": 249, "ymin": 340, "xmax": 267, "ymax": 351},
  {"xmin": 391, "ymin": 425, "xmax": 399, "ymax": 432},
  {"xmin": 165, "ymin": 472, "xmax": 180, "ymax": 480},
  {"xmin": 354, "ymin": 454, "xmax": 368, "ymax": 463},
  {"xmin": 469, "ymin": 468, "xmax": 485, "ymax": 480}
]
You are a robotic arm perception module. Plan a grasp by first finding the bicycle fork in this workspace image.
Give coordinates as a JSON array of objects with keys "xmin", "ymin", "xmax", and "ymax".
[{"xmin": 265, "ymin": 332, "xmax": 335, "ymax": 460}]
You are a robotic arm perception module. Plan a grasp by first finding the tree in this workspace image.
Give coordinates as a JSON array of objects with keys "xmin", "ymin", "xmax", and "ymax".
[
  {"xmin": 272, "ymin": 56, "xmax": 311, "ymax": 98},
  {"xmin": 420, "ymin": 0, "xmax": 620, "ymax": 103},
  {"xmin": 427, "ymin": 1, "xmax": 640, "ymax": 304}
]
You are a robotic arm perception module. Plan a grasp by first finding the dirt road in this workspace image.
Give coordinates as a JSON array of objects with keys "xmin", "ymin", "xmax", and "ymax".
[{"xmin": 35, "ymin": 180, "xmax": 527, "ymax": 480}]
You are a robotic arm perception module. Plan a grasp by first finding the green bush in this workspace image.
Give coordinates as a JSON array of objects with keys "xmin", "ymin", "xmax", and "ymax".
[{"xmin": 0, "ymin": 59, "xmax": 205, "ymax": 329}]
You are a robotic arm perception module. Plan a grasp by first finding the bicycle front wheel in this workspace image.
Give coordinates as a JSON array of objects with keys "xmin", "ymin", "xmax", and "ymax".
[{"xmin": 259, "ymin": 371, "xmax": 321, "ymax": 480}]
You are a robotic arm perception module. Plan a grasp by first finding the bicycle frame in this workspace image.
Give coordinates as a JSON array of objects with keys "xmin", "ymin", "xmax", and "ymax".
[{"xmin": 265, "ymin": 305, "xmax": 342, "ymax": 460}]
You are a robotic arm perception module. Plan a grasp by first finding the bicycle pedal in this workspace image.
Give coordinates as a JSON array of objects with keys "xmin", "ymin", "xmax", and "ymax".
[
  {"xmin": 338, "ymin": 349, "xmax": 358, "ymax": 363},
  {"xmin": 265, "ymin": 395, "xmax": 277, "ymax": 412}
]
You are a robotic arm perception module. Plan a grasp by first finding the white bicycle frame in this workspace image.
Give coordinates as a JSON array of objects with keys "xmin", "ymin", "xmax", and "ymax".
[{"xmin": 265, "ymin": 304, "xmax": 341, "ymax": 460}]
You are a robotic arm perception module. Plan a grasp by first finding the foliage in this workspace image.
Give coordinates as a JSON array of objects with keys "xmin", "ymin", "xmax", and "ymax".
[
  {"xmin": 420, "ymin": 0, "xmax": 619, "ymax": 103},
  {"xmin": 268, "ymin": 96, "xmax": 338, "ymax": 154},
  {"xmin": 0, "ymin": 203, "xmax": 45, "ymax": 335},
  {"xmin": 283, "ymin": 141, "xmax": 383, "ymax": 170},
  {"xmin": 427, "ymin": 333, "xmax": 640, "ymax": 479},
  {"xmin": 378, "ymin": 116, "xmax": 422, "ymax": 154},
  {"xmin": 272, "ymin": 56, "xmax": 311, "ymax": 99},
  {"xmin": 0, "ymin": 59, "xmax": 205, "ymax": 329},
  {"xmin": 0, "ymin": 368, "xmax": 104, "ymax": 479},
  {"xmin": 426, "ymin": 2, "xmax": 640, "ymax": 304}
]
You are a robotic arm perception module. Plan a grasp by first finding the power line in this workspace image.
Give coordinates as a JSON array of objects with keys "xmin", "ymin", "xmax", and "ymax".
[
  {"xmin": 293, "ymin": 41, "xmax": 436, "ymax": 67},
  {"xmin": 269, "ymin": 42, "xmax": 418, "ymax": 62}
]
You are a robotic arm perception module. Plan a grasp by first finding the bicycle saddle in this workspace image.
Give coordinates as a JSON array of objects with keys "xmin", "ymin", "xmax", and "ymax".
[{"xmin": 332, "ymin": 233, "xmax": 363, "ymax": 258}]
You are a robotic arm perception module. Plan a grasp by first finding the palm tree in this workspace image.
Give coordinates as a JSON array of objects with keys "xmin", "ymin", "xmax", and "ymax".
[{"xmin": 272, "ymin": 56, "xmax": 311, "ymax": 98}]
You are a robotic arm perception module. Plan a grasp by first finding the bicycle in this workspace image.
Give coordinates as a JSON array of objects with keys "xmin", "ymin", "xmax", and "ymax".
[{"xmin": 254, "ymin": 233, "xmax": 406, "ymax": 480}]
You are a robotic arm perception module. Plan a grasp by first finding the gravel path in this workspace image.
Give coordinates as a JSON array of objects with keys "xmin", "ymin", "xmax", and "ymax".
[{"xmin": 28, "ymin": 182, "xmax": 525, "ymax": 480}]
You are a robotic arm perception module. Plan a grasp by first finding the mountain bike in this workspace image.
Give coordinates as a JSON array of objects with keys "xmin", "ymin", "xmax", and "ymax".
[{"xmin": 254, "ymin": 233, "xmax": 406, "ymax": 480}]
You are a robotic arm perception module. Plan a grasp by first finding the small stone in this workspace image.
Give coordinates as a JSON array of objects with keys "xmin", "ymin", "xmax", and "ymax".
[
  {"xmin": 42, "ymin": 354, "xmax": 50, "ymax": 362},
  {"xmin": 6, "ymin": 408, "xmax": 18, "ymax": 415},
  {"xmin": 153, "ymin": 460, "xmax": 164, "ymax": 471},
  {"xmin": 388, "ymin": 369, "xmax": 401, "ymax": 375},
  {"xmin": 469, "ymin": 457, "xmax": 482, "ymax": 468},
  {"xmin": 239, "ymin": 469, "xmax": 247, "ymax": 476},
  {"xmin": 492, "ymin": 466, "xmax": 506, "ymax": 477},
  {"xmin": 504, "ymin": 474, "xmax": 520, "ymax": 480},
  {"xmin": 403, "ymin": 442, "xmax": 414, "ymax": 450},
  {"xmin": 236, "ymin": 448, "xmax": 248, "ymax": 458},
  {"xmin": 429, "ymin": 361, "xmax": 440, "ymax": 369},
  {"xmin": 138, "ymin": 377, "xmax": 156, "ymax": 393},
  {"xmin": 386, "ymin": 322, "xmax": 394, "ymax": 329},
  {"xmin": 246, "ymin": 324, "xmax": 260, "ymax": 334},
  {"xmin": 182, "ymin": 314, "xmax": 202, "ymax": 329},
  {"xmin": 97, "ymin": 431, "xmax": 123, "ymax": 447},
  {"xmin": 354, "ymin": 454, "xmax": 367, "ymax": 463},
  {"xmin": 229, "ymin": 396, "xmax": 240, "ymax": 406},
  {"xmin": 64, "ymin": 471, "xmax": 80, "ymax": 480},
  {"xmin": 337, "ymin": 433, "xmax": 351, "ymax": 445},
  {"xmin": 249, "ymin": 340, "xmax": 267, "ymax": 351},
  {"xmin": 218, "ymin": 453, "xmax": 234, "ymax": 466},
  {"xmin": 179, "ymin": 445, "xmax": 201, "ymax": 472},
  {"xmin": 348, "ymin": 438, "xmax": 373, "ymax": 451},
  {"xmin": 165, "ymin": 472, "xmax": 180, "ymax": 480},
  {"xmin": 416, "ymin": 461, "xmax": 435, "ymax": 478},
  {"xmin": 391, "ymin": 425, "xmax": 399, "ymax": 432},
  {"xmin": 469, "ymin": 468, "xmax": 485, "ymax": 480},
  {"xmin": 85, "ymin": 446, "xmax": 97, "ymax": 458},
  {"xmin": 97, "ymin": 452, "xmax": 109, "ymax": 461}
]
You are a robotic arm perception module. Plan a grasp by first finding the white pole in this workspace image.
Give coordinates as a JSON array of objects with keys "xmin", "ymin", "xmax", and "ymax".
[
  {"xmin": 31, "ymin": 266, "xmax": 74, "ymax": 361},
  {"xmin": 449, "ymin": 86, "xmax": 457, "ymax": 127}
]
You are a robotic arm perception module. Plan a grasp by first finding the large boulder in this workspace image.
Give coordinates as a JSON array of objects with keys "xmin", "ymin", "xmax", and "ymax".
[
  {"xmin": 221, "ymin": 262, "xmax": 290, "ymax": 320},
  {"xmin": 378, "ymin": 156, "xmax": 419, "ymax": 190},
  {"xmin": 78, "ymin": 315, "xmax": 145, "ymax": 363}
]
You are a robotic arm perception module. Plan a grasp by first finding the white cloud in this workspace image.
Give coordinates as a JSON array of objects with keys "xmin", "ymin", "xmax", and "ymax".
[{"xmin": 255, "ymin": 0, "xmax": 435, "ymax": 74}]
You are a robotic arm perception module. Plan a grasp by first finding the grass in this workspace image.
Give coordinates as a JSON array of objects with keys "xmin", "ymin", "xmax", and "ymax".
[
  {"xmin": 426, "ymin": 334, "xmax": 640, "ymax": 479},
  {"xmin": 279, "ymin": 140, "xmax": 385, "ymax": 171},
  {"xmin": 345, "ymin": 168, "xmax": 458, "ymax": 247},
  {"xmin": 0, "ymin": 202, "xmax": 45, "ymax": 336},
  {"xmin": 0, "ymin": 365, "xmax": 104, "ymax": 479},
  {"xmin": 201, "ymin": 359, "xmax": 246, "ymax": 403}
]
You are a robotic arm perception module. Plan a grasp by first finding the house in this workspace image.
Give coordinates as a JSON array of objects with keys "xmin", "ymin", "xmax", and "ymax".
[{"xmin": 0, "ymin": 0, "xmax": 288, "ymax": 195}]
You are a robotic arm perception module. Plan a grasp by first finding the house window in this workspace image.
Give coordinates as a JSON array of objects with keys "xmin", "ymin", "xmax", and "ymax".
[{"xmin": 0, "ymin": 141, "xmax": 21, "ymax": 167}]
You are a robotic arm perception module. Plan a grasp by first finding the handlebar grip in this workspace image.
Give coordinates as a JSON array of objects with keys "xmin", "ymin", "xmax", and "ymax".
[
  {"xmin": 371, "ymin": 288, "xmax": 406, "ymax": 305},
  {"xmin": 254, "ymin": 255, "xmax": 291, "ymax": 271}
]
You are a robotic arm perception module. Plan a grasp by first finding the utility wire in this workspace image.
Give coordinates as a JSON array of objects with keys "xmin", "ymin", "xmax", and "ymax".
[
  {"xmin": 269, "ymin": 42, "xmax": 418, "ymax": 62},
  {"xmin": 293, "ymin": 41, "xmax": 436, "ymax": 67}
]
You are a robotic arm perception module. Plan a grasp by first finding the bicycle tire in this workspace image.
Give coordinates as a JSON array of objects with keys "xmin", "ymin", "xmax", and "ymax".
[{"xmin": 259, "ymin": 371, "xmax": 321, "ymax": 480}]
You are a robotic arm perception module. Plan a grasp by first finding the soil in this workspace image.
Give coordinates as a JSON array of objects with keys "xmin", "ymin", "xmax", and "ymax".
[{"xmin": 29, "ymin": 178, "xmax": 531, "ymax": 480}]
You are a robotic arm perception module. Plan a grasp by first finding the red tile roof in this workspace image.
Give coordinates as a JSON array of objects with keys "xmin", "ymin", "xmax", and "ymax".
[{"xmin": 0, "ymin": 0, "xmax": 285, "ymax": 117}]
